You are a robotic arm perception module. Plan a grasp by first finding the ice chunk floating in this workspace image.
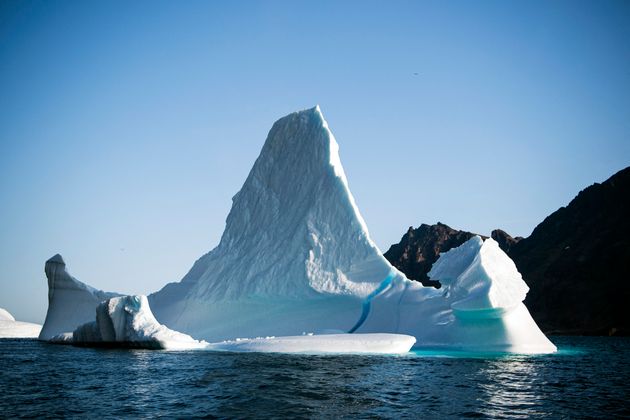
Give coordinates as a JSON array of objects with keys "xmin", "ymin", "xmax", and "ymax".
[
  {"xmin": 39, "ymin": 106, "xmax": 556, "ymax": 354},
  {"xmin": 69, "ymin": 295, "xmax": 207, "ymax": 350},
  {"xmin": 0, "ymin": 307, "xmax": 42, "ymax": 338}
]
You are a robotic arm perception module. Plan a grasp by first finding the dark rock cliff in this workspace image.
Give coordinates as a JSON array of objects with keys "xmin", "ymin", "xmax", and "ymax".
[{"xmin": 510, "ymin": 166, "xmax": 630, "ymax": 336}]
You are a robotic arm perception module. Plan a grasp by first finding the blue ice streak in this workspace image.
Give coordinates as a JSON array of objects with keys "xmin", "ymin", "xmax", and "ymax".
[{"xmin": 348, "ymin": 270, "xmax": 397, "ymax": 334}]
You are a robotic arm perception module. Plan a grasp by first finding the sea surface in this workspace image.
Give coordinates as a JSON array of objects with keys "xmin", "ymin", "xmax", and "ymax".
[{"xmin": 1, "ymin": 337, "xmax": 628, "ymax": 418}]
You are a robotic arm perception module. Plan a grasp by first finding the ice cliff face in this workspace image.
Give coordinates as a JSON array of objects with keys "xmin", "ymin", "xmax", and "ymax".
[{"xmin": 39, "ymin": 106, "xmax": 556, "ymax": 353}]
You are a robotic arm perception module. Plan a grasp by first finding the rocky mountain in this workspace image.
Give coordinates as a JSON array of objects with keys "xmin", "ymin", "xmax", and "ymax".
[
  {"xmin": 384, "ymin": 166, "xmax": 630, "ymax": 336},
  {"xmin": 510, "ymin": 166, "xmax": 630, "ymax": 336}
]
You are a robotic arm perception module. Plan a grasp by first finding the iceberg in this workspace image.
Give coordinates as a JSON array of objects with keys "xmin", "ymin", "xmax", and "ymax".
[
  {"xmin": 38, "ymin": 254, "xmax": 120, "ymax": 340},
  {"xmin": 39, "ymin": 106, "xmax": 556, "ymax": 354},
  {"xmin": 71, "ymin": 295, "xmax": 207, "ymax": 350},
  {"xmin": 0, "ymin": 307, "xmax": 42, "ymax": 338},
  {"xmin": 207, "ymin": 334, "xmax": 416, "ymax": 354}
]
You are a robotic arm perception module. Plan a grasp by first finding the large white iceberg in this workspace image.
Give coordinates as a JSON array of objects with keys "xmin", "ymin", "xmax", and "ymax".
[
  {"xmin": 0, "ymin": 307, "xmax": 42, "ymax": 338},
  {"xmin": 38, "ymin": 106, "xmax": 556, "ymax": 354}
]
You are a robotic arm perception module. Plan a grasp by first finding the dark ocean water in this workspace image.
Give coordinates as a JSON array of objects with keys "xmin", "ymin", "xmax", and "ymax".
[{"xmin": 0, "ymin": 337, "xmax": 629, "ymax": 418}]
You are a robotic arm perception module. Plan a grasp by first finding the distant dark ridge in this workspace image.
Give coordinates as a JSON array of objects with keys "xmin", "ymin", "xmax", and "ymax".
[{"xmin": 511, "ymin": 166, "xmax": 630, "ymax": 336}]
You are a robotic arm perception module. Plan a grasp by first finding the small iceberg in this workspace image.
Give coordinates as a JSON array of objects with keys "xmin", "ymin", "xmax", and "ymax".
[
  {"xmin": 207, "ymin": 333, "xmax": 416, "ymax": 354},
  {"xmin": 69, "ymin": 295, "xmax": 207, "ymax": 350},
  {"xmin": 0, "ymin": 307, "xmax": 42, "ymax": 338}
]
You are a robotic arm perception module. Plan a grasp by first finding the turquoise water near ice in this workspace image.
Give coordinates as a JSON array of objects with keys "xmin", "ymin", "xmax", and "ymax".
[{"xmin": 0, "ymin": 336, "xmax": 628, "ymax": 418}]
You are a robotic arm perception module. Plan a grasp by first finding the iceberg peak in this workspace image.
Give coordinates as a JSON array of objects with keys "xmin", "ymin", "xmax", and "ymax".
[
  {"xmin": 142, "ymin": 106, "xmax": 398, "ymax": 340},
  {"xmin": 168, "ymin": 106, "xmax": 389, "ymax": 303},
  {"xmin": 46, "ymin": 254, "xmax": 65, "ymax": 265}
]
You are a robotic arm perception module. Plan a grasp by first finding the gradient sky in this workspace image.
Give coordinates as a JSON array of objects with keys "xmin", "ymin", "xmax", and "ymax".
[{"xmin": 1, "ymin": 0, "xmax": 628, "ymax": 323}]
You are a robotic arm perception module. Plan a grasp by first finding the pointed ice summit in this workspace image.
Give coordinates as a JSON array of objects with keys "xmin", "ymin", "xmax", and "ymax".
[
  {"xmin": 39, "ymin": 106, "xmax": 556, "ymax": 353},
  {"xmin": 147, "ymin": 106, "xmax": 397, "ymax": 339}
]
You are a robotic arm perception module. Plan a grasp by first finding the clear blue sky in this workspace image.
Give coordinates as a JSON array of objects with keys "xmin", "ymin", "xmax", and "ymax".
[{"xmin": 1, "ymin": 1, "xmax": 628, "ymax": 323}]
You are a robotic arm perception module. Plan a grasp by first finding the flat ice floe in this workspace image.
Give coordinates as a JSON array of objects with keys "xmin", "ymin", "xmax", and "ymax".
[
  {"xmin": 38, "ymin": 106, "xmax": 557, "ymax": 354},
  {"xmin": 207, "ymin": 333, "xmax": 416, "ymax": 354}
]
